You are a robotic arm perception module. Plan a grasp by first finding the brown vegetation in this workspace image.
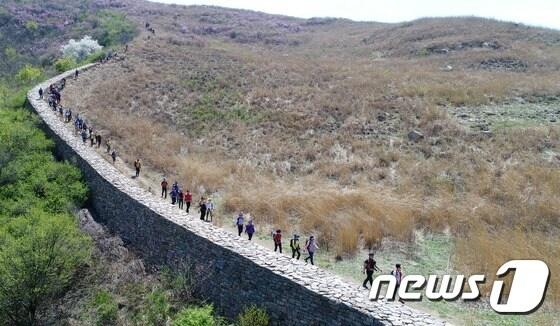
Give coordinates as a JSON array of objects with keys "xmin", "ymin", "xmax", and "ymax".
[{"xmin": 63, "ymin": 1, "xmax": 560, "ymax": 304}]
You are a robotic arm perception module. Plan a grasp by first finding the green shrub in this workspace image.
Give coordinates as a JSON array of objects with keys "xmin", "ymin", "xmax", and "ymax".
[
  {"xmin": 95, "ymin": 11, "xmax": 136, "ymax": 46},
  {"xmin": 0, "ymin": 110, "xmax": 87, "ymax": 216},
  {"xmin": 92, "ymin": 290, "xmax": 118, "ymax": 326},
  {"xmin": 24, "ymin": 20, "xmax": 39, "ymax": 32},
  {"xmin": 142, "ymin": 289, "xmax": 171, "ymax": 325},
  {"xmin": 84, "ymin": 50, "xmax": 106, "ymax": 64},
  {"xmin": 236, "ymin": 306, "xmax": 270, "ymax": 326},
  {"xmin": 173, "ymin": 305, "xmax": 216, "ymax": 326},
  {"xmin": 4, "ymin": 47, "xmax": 17, "ymax": 60},
  {"xmin": 55, "ymin": 56, "xmax": 77, "ymax": 72},
  {"xmin": 15, "ymin": 65, "xmax": 42, "ymax": 84}
]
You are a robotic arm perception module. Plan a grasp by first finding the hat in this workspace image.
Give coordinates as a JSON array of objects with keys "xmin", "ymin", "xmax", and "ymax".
[
  {"xmin": 277, "ymin": 229, "xmax": 281, "ymax": 233},
  {"xmin": 369, "ymin": 253, "xmax": 374, "ymax": 256},
  {"xmin": 293, "ymin": 234, "xmax": 299, "ymax": 238},
  {"xmin": 396, "ymin": 264, "xmax": 401, "ymax": 268}
]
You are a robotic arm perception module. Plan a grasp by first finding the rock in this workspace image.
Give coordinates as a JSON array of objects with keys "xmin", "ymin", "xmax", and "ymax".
[{"xmin": 407, "ymin": 130, "xmax": 424, "ymax": 142}]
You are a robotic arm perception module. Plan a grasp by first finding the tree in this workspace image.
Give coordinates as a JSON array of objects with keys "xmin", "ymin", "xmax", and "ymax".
[
  {"xmin": 95, "ymin": 11, "xmax": 136, "ymax": 46},
  {"xmin": 15, "ymin": 65, "xmax": 42, "ymax": 84},
  {"xmin": 61, "ymin": 36, "xmax": 103, "ymax": 61},
  {"xmin": 54, "ymin": 56, "xmax": 77, "ymax": 73},
  {"xmin": 0, "ymin": 211, "xmax": 91, "ymax": 325}
]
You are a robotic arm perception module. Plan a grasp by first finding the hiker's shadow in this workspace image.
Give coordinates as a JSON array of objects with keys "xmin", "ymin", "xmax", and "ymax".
[{"xmin": 131, "ymin": 175, "xmax": 137, "ymax": 179}]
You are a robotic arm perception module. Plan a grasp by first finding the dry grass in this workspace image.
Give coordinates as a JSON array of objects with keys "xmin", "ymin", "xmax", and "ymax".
[{"xmin": 62, "ymin": 2, "xmax": 560, "ymax": 305}]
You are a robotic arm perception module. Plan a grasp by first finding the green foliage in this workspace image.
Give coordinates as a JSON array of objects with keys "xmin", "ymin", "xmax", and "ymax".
[
  {"xmin": 84, "ymin": 50, "xmax": 106, "ymax": 64},
  {"xmin": 0, "ymin": 211, "xmax": 91, "ymax": 325},
  {"xmin": 91, "ymin": 290, "xmax": 118, "ymax": 325},
  {"xmin": 55, "ymin": 56, "xmax": 78, "ymax": 72},
  {"xmin": 236, "ymin": 306, "xmax": 270, "ymax": 326},
  {"xmin": 0, "ymin": 110, "xmax": 87, "ymax": 216},
  {"xmin": 95, "ymin": 11, "xmax": 136, "ymax": 46},
  {"xmin": 4, "ymin": 47, "xmax": 17, "ymax": 60},
  {"xmin": 24, "ymin": 20, "xmax": 39, "ymax": 32},
  {"xmin": 142, "ymin": 289, "xmax": 172, "ymax": 325},
  {"xmin": 160, "ymin": 264, "xmax": 198, "ymax": 304},
  {"xmin": 0, "ymin": 108, "xmax": 91, "ymax": 325},
  {"xmin": 173, "ymin": 305, "xmax": 217, "ymax": 326},
  {"xmin": 15, "ymin": 64, "xmax": 43, "ymax": 84}
]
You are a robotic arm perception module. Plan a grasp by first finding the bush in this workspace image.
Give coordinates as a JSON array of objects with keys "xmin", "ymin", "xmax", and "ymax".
[
  {"xmin": 24, "ymin": 20, "xmax": 39, "ymax": 32},
  {"xmin": 55, "ymin": 56, "xmax": 78, "ymax": 72},
  {"xmin": 95, "ymin": 11, "xmax": 136, "ymax": 46},
  {"xmin": 14, "ymin": 65, "xmax": 42, "ymax": 84},
  {"xmin": 173, "ymin": 305, "xmax": 216, "ymax": 326},
  {"xmin": 61, "ymin": 36, "xmax": 103, "ymax": 61},
  {"xmin": 92, "ymin": 290, "xmax": 119, "ymax": 325},
  {"xmin": 236, "ymin": 306, "xmax": 270, "ymax": 326},
  {"xmin": 84, "ymin": 50, "xmax": 106, "ymax": 64},
  {"xmin": 142, "ymin": 289, "xmax": 171, "ymax": 325}
]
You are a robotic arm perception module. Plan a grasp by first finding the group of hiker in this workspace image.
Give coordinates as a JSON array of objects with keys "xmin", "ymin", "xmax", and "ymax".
[
  {"xmin": 160, "ymin": 178, "xmax": 214, "ymax": 222},
  {"xmin": 40, "ymin": 70, "xmax": 119, "ymax": 164}
]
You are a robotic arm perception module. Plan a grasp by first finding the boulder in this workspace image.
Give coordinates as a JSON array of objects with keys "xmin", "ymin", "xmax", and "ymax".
[{"xmin": 407, "ymin": 130, "xmax": 424, "ymax": 142}]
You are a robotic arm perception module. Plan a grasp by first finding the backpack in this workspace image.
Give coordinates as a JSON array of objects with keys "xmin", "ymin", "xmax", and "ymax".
[{"xmin": 290, "ymin": 239, "xmax": 299, "ymax": 249}]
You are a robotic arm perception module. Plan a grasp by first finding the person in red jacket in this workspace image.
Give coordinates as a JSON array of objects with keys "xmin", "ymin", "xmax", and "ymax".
[
  {"xmin": 273, "ymin": 229, "xmax": 282, "ymax": 253},
  {"xmin": 184, "ymin": 190, "xmax": 193, "ymax": 213}
]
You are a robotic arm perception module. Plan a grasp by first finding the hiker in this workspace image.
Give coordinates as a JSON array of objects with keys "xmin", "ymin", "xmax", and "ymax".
[
  {"xmin": 362, "ymin": 253, "xmax": 381, "ymax": 289},
  {"xmin": 134, "ymin": 159, "xmax": 141, "ymax": 177},
  {"xmin": 199, "ymin": 197, "xmax": 207, "ymax": 221},
  {"xmin": 111, "ymin": 150, "xmax": 117, "ymax": 163},
  {"xmin": 161, "ymin": 178, "xmax": 168, "ymax": 198},
  {"xmin": 90, "ymin": 132, "xmax": 95, "ymax": 147},
  {"xmin": 235, "ymin": 212, "xmax": 244, "ymax": 236},
  {"xmin": 96, "ymin": 133, "xmax": 102, "ymax": 148},
  {"xmin": 206, "ymin": 198, "xmax": 214, "ymax": 222},
  {"xmin": 172, "ymin": 181, "xmax": 179, "ymax": 194},
  {"xmin": 304, "ymin": 236, "xmax": 319, "ymax": 265},
  {"xmin": 184, "ymin": 190, "xmax": 192, "ymax": 213},
  {"xmin": 290, "ymin": 234, "xmax": 301, "ymax": 260},
  {"xmin": 75, "ymin": 69, "xmax": 79, "ymax": 79},
  {"xmin": 171, "ymin": 187, "xmax": 177, "ymax": 205},
  {"xmin": 273, "ymin": 229, "xmax": 282, "ymax": 253},
  {"xmin": 106, "ymin": 139, "xmax": 111, "ymax": 153},
  {"xmin": 81, "ymin": 129, "xmax": 88, "ymax": 143},
  {"xmin": 245, "ymin": 219, "xmax": 255, "ymax": 240},
  {"xmin": 178, "ymin": 189, "xmax": 184, "ymax": 209},
  {"xmin": 391, "ymin": 264, "xmax": 405, "ymax": 304},
  {"xmin": 38, "ymin": 88, "xmax": 43, "ymax": 99}
]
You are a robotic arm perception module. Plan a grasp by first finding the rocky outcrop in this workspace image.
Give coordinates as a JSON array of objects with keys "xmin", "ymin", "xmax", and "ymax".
[{"xmin": 27, "ymin": 66, "xmax": 446, "ymax": 326}]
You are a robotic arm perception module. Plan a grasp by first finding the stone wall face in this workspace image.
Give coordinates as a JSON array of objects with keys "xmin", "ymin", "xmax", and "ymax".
[{"xmin": 27, "ymin": 66, "xmax": 445, "ymax": 326}]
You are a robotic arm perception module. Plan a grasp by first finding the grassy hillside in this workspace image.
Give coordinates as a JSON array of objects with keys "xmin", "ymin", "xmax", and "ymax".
[{"xmin": 8, "ymin": 0, "xmax": 559, "ymax": 324}]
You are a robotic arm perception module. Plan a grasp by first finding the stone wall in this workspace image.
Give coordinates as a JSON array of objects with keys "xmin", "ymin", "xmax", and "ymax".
[{"xmin": 27, "ymin": 66, "xmax": 446, "ymax": 326}]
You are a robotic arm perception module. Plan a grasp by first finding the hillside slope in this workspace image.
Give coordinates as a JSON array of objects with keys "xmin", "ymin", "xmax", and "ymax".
[{"xmin": 35, "ymin": 0, "xmax": 560, "ymax": 324}]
